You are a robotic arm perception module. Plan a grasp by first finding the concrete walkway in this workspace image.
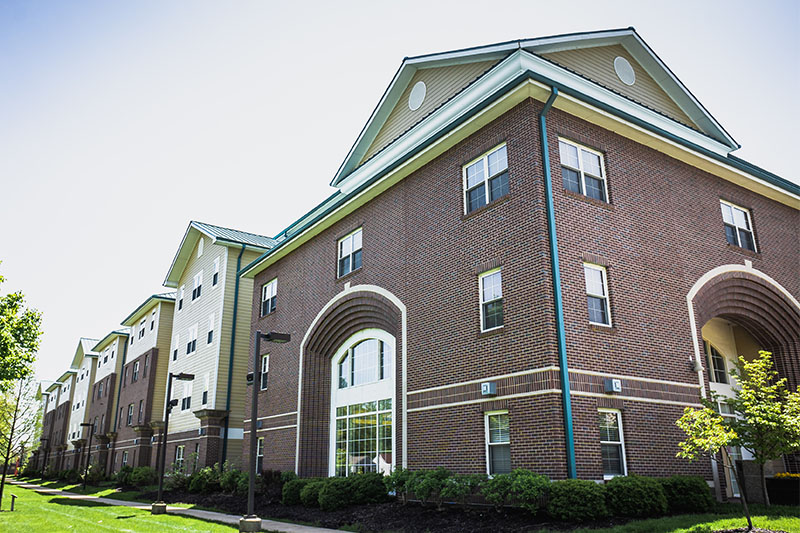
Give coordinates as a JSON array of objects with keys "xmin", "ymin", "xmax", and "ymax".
[{"xmin": 8, "ymin": 480, "xmax": 339, "ymax": 532}]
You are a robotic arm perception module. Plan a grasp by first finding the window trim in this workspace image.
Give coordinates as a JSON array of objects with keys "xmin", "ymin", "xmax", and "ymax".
[
  {"xmin": 719, "ymin": 199, "xmax": 757, "ymax": 252},
  {"xmin": 337, "ymin": 227, "xmax": 363, "ymax": 278},
  {"xmin": 704, "ymin": 340, "xmax": 729, "ymax": 384},
  {"xmin": 598, "ymin": 408, "xmax": 627, "ymax": 479},
  {"xmin": 462, "ymin": 143, "xmax": 509, "ymax": 215},
  {"xmin": 584, "ymin": 263, "xmax": 612, "ymax": 327},
  {"xmin": 260, "ymin": 354, "xmax": 269, "ymax": 390},
  {"xmin": 261, "ymin": 278, "xmax": 277, "ymax": 316},
  {"xmin": 479, "ymin": 268, "xmax": 504, "ymax": 333},
  {"xmin": 484, "ymin": 410, "xmax": 511, "ymax": 475},
  {"xmin": 558, "ymin": 138, "xmax": 609, "ymax": 202}
]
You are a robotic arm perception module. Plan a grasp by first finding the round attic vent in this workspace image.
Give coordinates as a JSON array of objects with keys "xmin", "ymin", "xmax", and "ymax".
[
  {"xmin": 614, "ymin": 56, "xmax": 636, "ymax": 86},
  {"xmin": 408, "ymin": 81, "xmax": 426, "ymax": 111}
]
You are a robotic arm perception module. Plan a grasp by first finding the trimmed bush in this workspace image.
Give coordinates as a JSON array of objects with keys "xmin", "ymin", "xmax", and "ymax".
[
  {"xmin": 282, "ymin": 478, "xmax": 312, "ymax": 506},
  {"xmin": 547, "ymin": 479, "xmax": 608, "ymax": 522},
  {"xmin": 188, "ymin": 465, "xmax": 222, "ymax": 494},
  {"xmin": 605, "ymin": 475, "xmax": 667, "ymax": 518},
  {"xmin": 440, "ymin": 474, "xmax": 485, "ymax": 508},
  {"xmin": 300, "ymin": 480, "xmax": 327, "ymax": 507},
  {"xmin": 408, "ymin": 467, "xmax": 451, "ymax": 509},
  {"xmin": 115, "ymin": 465, "xmax": 133, "ymax": 486},
  {"xmin": 221, "ymin": 469, "xmax": 246, "ymax": 494},
  {"xmin": 319, "ymin": 477, "xmax": 352, "ymax": 511},
  {"xmin": 129, "ymin": 466, "xmax": 157, "ymax": 487},
  {"xmin": 165, "ymin": 470, "xmax": 190, "ymax": 491},
  {"xmin": 350, "ymin": 472, "xmax": 388, "ymax": 504},
  {"xmin": 482, "ymin": 472, "xmax": 513, "ymax": 511},
  {"xmin": 384, "ymin": 467, "xmax": 413, "ymax": 504},
  {"xmin": 658, "ymin": 475, "xmax": 714, "ymax": 514},
  {"xmin": 280, "ymin": 470, "xmax": 298, "ymax": 484},
  {"xmin": 509, "ymin": 469, "xmax": 549, "ymax": 515}
]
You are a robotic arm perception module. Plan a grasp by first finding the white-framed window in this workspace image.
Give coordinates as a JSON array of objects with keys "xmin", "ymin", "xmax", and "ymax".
[
  {"xmin": 207, "ymin": 313, "xmax": 215, "ymax": 344},
  {"xmin": 704, "ymin": 341, "xmax": 729, "ymax": 384},
  {"xmin": 178, "ymin": 286, "xmax": 185, "ymax": 311},
  {"xmin": 138, "ymin": 400, "xmax": 144, "ymax": 424},
  {"xmin": 127, "ymin": 403, "xmax": 134, "ymax": 426},
  {"xmin": 197, "ymin": 237, "xmax": 204, "ymax": 258},
  {"xmin": 599, "ymin": 409, "xmax": 626, "ymax": 478},
  {"xmin": 559, "ymin": 138, "xmax": 608, "ymax": 202},
  {"xmin": 98, "ymin": 381, "xmax": 103, "ymax": 398},
  {"xmin": 485, "ymin": 410, "xmax": 511, "ymax": 475},
  {"xmin": 122, "ymin": 451, "xmax": 128, "ymax": 466},
  {"xmin": 338, "ymin": 228, "xmax": 363, "ymax": 277},
  {"xmin": 175, "ymin": 445, "xmax": 185, "ymax": 471},
  {"xmin": 139, "ymin": 318, "xmax": 146, "ymax": 338},
  {"xmin": 337, "ymin": 338, "xmax": 390, "ymax": 389},
  {"xmin": 186, "ymin": 325, "xmax": 198, "ymax": 354},
  {"xmin": 103, "ymin": 348, "xmax": 109, "ymax": 364},
  {"xmin": 132, "ymin": 361, "xmax": 139, "ymax": 382},
  {"xmin": 261, "ymin": 278, "xmax": 277, "ymax": 316},
  {"xmin": 181, "ymin": 382, "xmax": 192, "ymax": 411},
  {"xmin": 192, "ymin": 271, "xmax": 203, "ymax": 301},
  {"xmin": 213, "ymin": 257, "xmax": 220, "ymax": 286},
  {"xmin": 202, "ymin": 374, "xmax": 209, "ymax": 405},
  {"xmin": 464, "ymin": 143, "xmax": 509, "ymax": 214},
  {"xmin": 720, "ymin": 200, "xmax": 756, "ymax": 252},
  {"xmin": 150, "ymin": 310, "xmax": 156, "ymax": 330},
  {"xmin": 172, "ymin": 334, "xmax": 179, "ymax": 361},
  {"xmin": 143, "ymin": 355, "xmax": 149, "ymax": 377},
  {"xmin": 256, "ymin": 437, "xmax": 264, "ymax": 473},
  {"xmin": 479, "ymin": 269, "xmax": 503, "ymax": 332},
  {"xmin": 260, "ymin": 355, "xmax": 269, "ymax": 390},
  {"xmin": 584, "ymin": 263, "xmax": 611, "ymax": 326}
]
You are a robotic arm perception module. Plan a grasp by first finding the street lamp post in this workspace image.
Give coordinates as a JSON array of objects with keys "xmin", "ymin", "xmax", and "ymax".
[
  {"xmin": 79, "ymin": 422, "xmax": 94, "ymax": 490},
  {"xmin": 240, "ymin": 331, "xmax": 290, "ymax": 533},
  {"xmin": 152, "ymin": 372, "xmax": 195, "ymax": 515}
]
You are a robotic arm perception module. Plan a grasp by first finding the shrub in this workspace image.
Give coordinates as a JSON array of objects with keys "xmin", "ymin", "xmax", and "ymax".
[
  {"xmin": 547, "ymin": 479, "xmax": 608, "ymax": 522},
  {"xmin": 440, "ymin": 474, "xmax": 485, "ymax": 508},
  {"xmin": 350, "ymin": 472, "xmax": 388, "ymax": 504},
  {"xmin": 657, "ymin": 475, "xmax": 714, "ymax": 514},
  {"xmin": 188, "ymin": 465, "xmax": 222, "ymax": 494},
  {"xmin": 300, "ymin": 480, "xmax": 327, "ymax": 507},
  {"xmin": 280, "ymin": 470, "xmax": 298, "ymax": 484},
  {"xmin": 408, "ymin": 467, "xmax": 451, "ymax": 509},
  {"xmin": 236, "ymin": 472, "xmax": 250, "ymax": 496},
  {"xmin": 165, "ymin": 470, "xmax": 190, "ymax": 491},
  {"xmin": 319, "ymin": 477, "xmax": 352, "ymax": 511},
  {"xmin": 84, "ymin": 464, "xmax": 105, "ymax": 484},
  {"xmin": 384, "ymin": 467, "xmax": 413, "ymax": 504},
  {"xmin": 221, "ymin": 469, "xmax": 246, "ymax": 493},
  {"xmin": 482, "ymin": 472, "xmax": 514, "ymax": 511},
  {"xmin": 282, "ymin": 478, "xmax": 312, "ymax": 505},
  {"xmin": 115, "ymin": 465, "xmax": 134, "ymax": 486},
  {"xmin": 65, "ymin": 468, "xmax": 81, "ymax": 484},
  {"xmin": 129, "ymin": 466, "xmax": 157, "ymax": 488},
  {"xmin": 605, "ymin": 475, "xmax": 667, "ymax": 518},
  {"xmin": 509, "ymin": 469, "xmax": 549, "ymax": 515}
]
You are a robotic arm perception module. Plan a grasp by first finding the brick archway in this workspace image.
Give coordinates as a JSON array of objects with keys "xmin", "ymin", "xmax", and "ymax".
[{"xmin": 297, "ymin": 290, "xmax": 402, "ymax": 477}]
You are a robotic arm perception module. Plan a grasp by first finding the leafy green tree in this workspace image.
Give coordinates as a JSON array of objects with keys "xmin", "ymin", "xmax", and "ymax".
[
  {"xmin": 0, "ymin": 377, "xmax": 42, "ymax": 509},
  {"xmin": 0, "ymin": 265, "xmax": 43, "ymax": 389}
]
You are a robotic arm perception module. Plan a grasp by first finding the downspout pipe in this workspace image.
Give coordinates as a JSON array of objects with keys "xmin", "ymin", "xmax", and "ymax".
[
  {"xmin": 539, "ymin": 87, "xmax": 577, "ymax": 479},
  {"xmin": 221, "ymin": 243, "xmax": 245, "ymax": 464}
]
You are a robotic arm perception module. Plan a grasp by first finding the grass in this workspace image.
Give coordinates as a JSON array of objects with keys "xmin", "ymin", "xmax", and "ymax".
[{"xmin": 0, "ymin": 482, "xmax": 238, "ymax": 532}]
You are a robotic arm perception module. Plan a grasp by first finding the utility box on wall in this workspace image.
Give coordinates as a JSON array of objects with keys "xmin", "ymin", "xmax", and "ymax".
[
  {"xmin": 481, "ymin": 382, "xmax": 497, "ymax": 396},
  {"xmin": 604, "ymin": 378, "xmax": 622, "ymax": 393}
]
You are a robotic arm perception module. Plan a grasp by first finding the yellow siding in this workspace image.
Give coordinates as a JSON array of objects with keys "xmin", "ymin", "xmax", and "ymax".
[
  {"xmin": 151, "ymin": 300, "xmax": 175, "ymax": 422},
  {"xmin": 542, "ymin": 44, "xmax": 697, "ymax": 129},
  {"xmin": 361, "ymin": 59, "xmax": 500, "ymax": 163}
]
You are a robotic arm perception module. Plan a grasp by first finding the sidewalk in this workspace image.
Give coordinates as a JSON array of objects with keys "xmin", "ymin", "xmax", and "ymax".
[{"xmin": 9, "ymin": 480, "xmax": 339, "ymax": 533}]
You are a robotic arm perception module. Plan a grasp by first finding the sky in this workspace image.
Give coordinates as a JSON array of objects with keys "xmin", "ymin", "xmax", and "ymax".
[{"xmin": 0, "ymin": 0, "xmax": 798, "ymax": 384}]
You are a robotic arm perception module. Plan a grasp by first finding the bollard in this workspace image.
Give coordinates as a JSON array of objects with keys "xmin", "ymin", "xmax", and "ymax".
[{"xmin": 10, "ymin": 494, "xmax": 17, "ymax": 511}]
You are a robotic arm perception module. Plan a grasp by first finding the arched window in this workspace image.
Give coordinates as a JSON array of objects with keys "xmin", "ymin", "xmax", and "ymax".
[{"xmin": 330, "ymin": 329, "xmax": 395, "ymax": 477}]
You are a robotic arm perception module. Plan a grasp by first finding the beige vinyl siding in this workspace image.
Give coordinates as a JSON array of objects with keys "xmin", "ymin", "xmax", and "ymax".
[
  {"xmin": 66, "ymin": 354, "xmax": 96, "ymax": 449},
  {"xmin": 166, "ymin": 238, "xmax": 229, "ymax": 434},
  {"xmin": 58, "ymin": 375, "xmax": 75, "ymax": 407},
  {"xmin": 151, "ymin": 300, "xmax": 175, "ymax": 422},
  {"xmin": 361, "ymin": 59, "xmax": 501, "ymax": 163},
  {"xmin": 541, "ymin": 44, "xmax": 697, "ymax": 129},
  {"xmin": 214, "ymin": 248, "xmax": 260, "ymax": 434}
]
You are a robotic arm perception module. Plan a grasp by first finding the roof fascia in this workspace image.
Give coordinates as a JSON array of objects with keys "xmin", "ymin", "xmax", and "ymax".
[
  {"xmin": 121, "ymin": 295, "xmax": 174, "ymax": 326},
  {"xmin": 91, "ymin": 331, "xmax": 129, "ymax": 352}
]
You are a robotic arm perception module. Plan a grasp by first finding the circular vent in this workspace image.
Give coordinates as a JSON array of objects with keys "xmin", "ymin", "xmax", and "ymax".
[
  {"xmin": 614, "ymin": 56, "xmax": 636, "ymax": 86},
  {"xmin": 408, "ymin": 81, "xmax": 426, "ymax": 111}
]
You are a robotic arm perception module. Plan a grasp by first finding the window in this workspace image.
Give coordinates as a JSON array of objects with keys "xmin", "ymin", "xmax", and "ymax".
[
  {"xmin": 123, "ymin": 367, "xmax": 128, "ymax": 387},
  {"xmin": 338, "ymin": 339, "xmax": 390, "ymax": 389},
  {"xmin": 202, "ymin": 374, "xmax": 209, "ymax": 405},
  {"xmin": 261, "ymin": 278, "xmax": 277, "ymax": 316},
  {"xmin": 558, "ymin": 139, "xmax": 608, "ymax": 202},
  {"xmin": 334, "ymin": 398, "xmax": 392, "ymax": 476},
  {"xmin": 143, "ymin": 355, "xmax": 149, "ymax": 377},
  {"xmin": 173, "ymin": 334, "xmax": 179, "ymax": 361},
  {"xmin": 704, "ymin": 341, "xmax": 729, "ymax": 384},
  {"xmin": 175, "ymin": 445, "xmax": 185, "ymax": 471},
  {"xmin": 197, "ymin": 237, "xmax": 204, "ymax": 257},
  {"xmin": 98, "ymin": 381, "xmax": 103, "ymax": 398},
  {"xmin": 720, "ymin": 200, "xmax": 756, "ymax": 251},
  {"xmin": 463, "ymin": 144, "xmax": 509, "ymax": 214},
  {"xmin": 181, "ymin": 383, "xmax": 191, "ymax": 411},
  {"xmin": 103, "ymin": 349, "xmax": 108, "ymax": 364},
  {"xmin": 338, "ymin": 228, "xmax": 362, "ymax": 277},
  {"xmin": 127, "ymin": 404, "xmax": 134, "ymax": 426},
  {"xmin": 150, "ymin": 310, "xmax": 156, "ymax": 330},
  {"xmin": 178, "ymin": 286, "xmax": 184, "ymax": 310},
  {"xmin": 584, "ymin": 264, "xmax": 611, "ymax": 326},
  {"xmin": 479, "ymin": 269, "xmax": 503, "ymax": 331},
  {"xmin": 192, "ymin": 271, "xmax": 203, "ymax": 301},
  {"xmin": 261, "ymin": 355, "xmax": 269, "ymax": 390},
  {"xmin": 256, "ymin": 437, "xmax": 264, "ymax": 473},
  {"xmin": 100, "ymin": 413, "xmax": 105, "ymax": 433},
  {"xmin": 485, "ymin": 411, "xmax": 511, "ymax": 475},
  {"xmin": 213, "ymin": 257, "xmax": 220, "ymax": 286},
  {"xmin": 132, "ymin": 361, "xmax": 139, "ymax": 382},
  {"xmin": 122, "ymin": 451, "xmax": 128, "ymax": 467},
  {"xmin": 139, "ymin": 319, "xmax": 146, "ymax": 339},
  {"xmin": 186, "ymin": 325, "xmax": 198, "ymax": 355},
  {"xmin": 138, "ymin": 400, "xmax": 144, "ymax": 424},
  {"xmin": 599, "ymin": 409, "xmax": 626, "ymax": 477}
]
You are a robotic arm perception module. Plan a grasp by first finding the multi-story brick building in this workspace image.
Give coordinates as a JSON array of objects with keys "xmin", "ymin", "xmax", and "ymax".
[
  {"xmin": 62, "ymin": 338, "xmax": 99, "ymax": 470},
  {"xmin": 160, "ymin": 221, "xmax": 275, "ymax": 471},
  {"xmin": 239, "ymin": 27, "xmax": 799, "ymax": 501},
  {"xmin": 49, "ymin": 369, "xmax": 76, "ymax": 471}
]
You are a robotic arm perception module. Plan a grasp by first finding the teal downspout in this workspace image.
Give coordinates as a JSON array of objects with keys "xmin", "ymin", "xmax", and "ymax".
[
  {"xmin": 539, "ymin": 87, "xmax": 577, "ymax": 479},
  {"xmin": 221, "ymin": 244, "xmax": 245, "ymax": 464}
]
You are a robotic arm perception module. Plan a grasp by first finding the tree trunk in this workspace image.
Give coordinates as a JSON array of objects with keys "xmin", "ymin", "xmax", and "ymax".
[
  {"xmin": 724, "ymin": 447, "xmax": 753, "ymax": 532},
  {"xmin": 759, "ymin": 461, "xmax": 770, "ymax": 506},
  {"xmin": 0, "ymin": 380, "xmax": 22, "ymax": 510}
]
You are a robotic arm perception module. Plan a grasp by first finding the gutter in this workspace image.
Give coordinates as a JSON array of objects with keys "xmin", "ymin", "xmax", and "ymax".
[
  {"xmin": 539, "ymin": 87, "xmax": 577, "ymax": 479},
  {"xmin": 221, "ymin": 243, "xmax": 246, "ymax": 463}
]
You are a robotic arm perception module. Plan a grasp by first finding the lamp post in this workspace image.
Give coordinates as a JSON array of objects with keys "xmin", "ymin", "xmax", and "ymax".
[
  {"xmin": 240, "ymin": 331, "xmax": 290, "ymax": 533},
  {"xmin": 152, "ymin": 372, "xmax": 195, "ymax": 515},
  {"xmin": 79, "ymin": 422, "xmax": 94, "ymax": 490}
]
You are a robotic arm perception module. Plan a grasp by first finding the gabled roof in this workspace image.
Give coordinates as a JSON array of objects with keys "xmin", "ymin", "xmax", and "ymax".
[
  {"xmin": 56, "ymin": 370, "xmax": 76, "ymax": 383},
  {"xmin": 92, "ymin": 329, "xmax": 130, "ymax": 352},
  {"xmin": 332, "ymin": 27, "xmax": 738, "ymax": 187},
  {"xmin": 37, "ymin": 381, "xmax": 54, "ymax": 400},
  {"xmin": 45, "ymin": 381, "xmax": 61, "ymax": 393},
  {"xmin": 69, "ymin": 337, "xmax": 99, "ymax": 369},
  {"xmin": 164, "ymin": 221, "xmax": 276, "ymax": 288},
  {"xmin": 121, "ymin": 292, "xmax": 175, "ymax": 326}
]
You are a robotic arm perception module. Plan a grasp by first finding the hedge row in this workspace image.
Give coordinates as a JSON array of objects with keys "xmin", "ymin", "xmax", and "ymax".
[{"xmin": 282, "ymin": 472, "xmax": 389, "ymax": 511}]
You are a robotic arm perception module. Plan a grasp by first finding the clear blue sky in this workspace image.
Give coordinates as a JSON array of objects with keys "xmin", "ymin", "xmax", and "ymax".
[{"xmin": 0, "ymin": 0, "xmax": 797, "ymax": 383}]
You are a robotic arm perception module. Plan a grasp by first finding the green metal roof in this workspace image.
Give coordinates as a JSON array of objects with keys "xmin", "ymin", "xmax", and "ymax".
[
  {"xmin": 121, "ymin": 292, "xmax": 176, "ymax": 326},
  {"xmin": 91, "ymin": 329, "xmax": 131, "ymax": 352},
  {"xmin": 192, "ymin": 221, "xmax": 277, "ymax": 249}
]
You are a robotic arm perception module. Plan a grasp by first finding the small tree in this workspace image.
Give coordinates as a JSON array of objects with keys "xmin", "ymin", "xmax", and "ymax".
[
  {"xmin": 0, "ymin": 265, "xmax": 43, "ymax": 390},
  {"xmin": 0, "ymin": 377, "xmax": 42, "ymax": 509}
]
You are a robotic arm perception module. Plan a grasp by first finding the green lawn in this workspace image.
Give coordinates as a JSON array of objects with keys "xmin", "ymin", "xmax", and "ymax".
[{"xmin": 0, "ymin": 483, "xmax": 237, "ymax": 532}]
